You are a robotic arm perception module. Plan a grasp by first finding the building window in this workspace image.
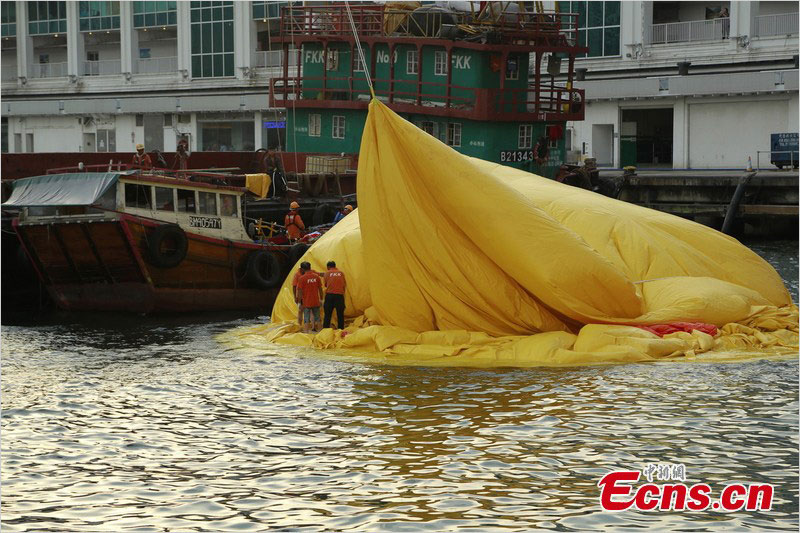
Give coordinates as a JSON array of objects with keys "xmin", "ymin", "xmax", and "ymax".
[
  {"xmin": 1, "ymin": 118, "xmax": 7, "ymax": 153},
  {"xmin": 518, "ymin": 125, "xmax": 533, "ymax": 149},
  {"xmin": 252, "ymin": 1, "xmax": 287, "ymax": 20},
  {"xmin": 96, "ymin": 129, "xmax": 116, "ymax": 152},
  {"xmin": 308, "ymin": 114, "xmax": 321, "ymax": 137},
  {"xmin": 421, "ymin": 121, "xmax": 436, "ymax": 136},
  {"xmin": 326, "ymin": 49, "xmax": 339, "ymax": 71},
  {"xmin": 1, "ymin": 2, "xmax": 16, "ymax": 38},
  {"xmin": 407, "ymin": 49, "xmax": 418, "ymax": 75},
  {"xmin": 190, "ymin": 1, "xmax": 234, "ymax": 78},
  {"xmin": 353, "ymin": 50, "xmax": 365, "ymax": 72},
  {"xmin": 434, "ymin": 50, "xmax": 447, "ymax": 76},
  {"xmin": 197, "ymin": 116, "xmax": 255, "ymax": 151},
  {"xmin": 27, "ymin": 1, "xmax": 67, "ymax": 36},
  {"xmin": 560, "ymin": 1, "xmax": 620, "ymax": 58},
  {"xmin": 133, "ymin": 1, "xmax": 177, "ymax": 29},
  {"xmin": 506, "ymin": 56, "xmax": 519, "ymax": 80},
  {"xmin": 332, "ymin": 116, "xmax": 345, "ymax": 139},
  {"xmin": 78, "ymin": 1, "xmax": 121, "ymax": 32},
  {"xmin": 446, "ymin": 123, "xmax": 461, "ymax": 147},
  {"xmin": 545, "ymin": 125, "xmax": 560, "ymax": 149}
]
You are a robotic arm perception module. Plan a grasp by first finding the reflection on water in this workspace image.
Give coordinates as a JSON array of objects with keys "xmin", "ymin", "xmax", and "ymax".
[{"xmin": 1, "ymin": 241, "xmax": 798, "ymax": 531}]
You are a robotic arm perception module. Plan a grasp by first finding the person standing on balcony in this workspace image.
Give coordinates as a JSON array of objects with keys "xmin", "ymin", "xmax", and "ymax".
[
  {"xmin": 132, "ymin": 144, "xmax": 152, "ymax": 171},
  {"xmin": 285, "ymin": 201, "xmax": 305, "ymax": 242}
]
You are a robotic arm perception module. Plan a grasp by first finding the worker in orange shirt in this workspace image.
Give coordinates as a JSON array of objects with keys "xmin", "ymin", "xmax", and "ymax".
[
  {"xmin": 132, "ymin": 143, "xmax": 153, "ymax": 170},
  {"xmin": 296, "ymin": 261, "xmax": 323, "ymax": 333},
  {"xmin": 292, "ymin": 262, "xmax": 308, "ymax": 326},
  {"xmin": 285, "ymin": 201, "xmax": 305, "ymax": 242},
  {"xmin": 322, "ymin": 260, "xmax": 347, "ymax": 329}
]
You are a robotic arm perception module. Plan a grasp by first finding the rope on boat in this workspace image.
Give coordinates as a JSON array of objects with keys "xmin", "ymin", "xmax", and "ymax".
[{"xmin": 345, "ymin": 1, "xmax": 375, "ymax": 99}]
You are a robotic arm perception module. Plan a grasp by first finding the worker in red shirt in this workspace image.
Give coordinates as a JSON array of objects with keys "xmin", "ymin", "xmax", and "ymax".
[
  {"xmin": 322, "ymin": 260, "xmax": 347, "ymax": 329},
  {"xmin": 292, "ymin": 262, "xmax": 308, "ymax": 326},
  {"xmin": 296, "ymin": 261, "xmax": 323, "ymax": 332},
  {"xmin": 132, "ymin": 143, "xmax": 152, "ymax": 170},
  {"xmin": 285, "ymin": 201, "xmax": 305, "ymax": 242}
]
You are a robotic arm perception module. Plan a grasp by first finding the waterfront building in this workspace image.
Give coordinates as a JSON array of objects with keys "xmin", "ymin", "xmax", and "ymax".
[
  {"xmin": 1, "ymin": 1, "xmax": 797, "ymax": 172},
  {"xmin": 1, "ymin": 1, "xmax": 291, "ymax": 155},
  {"xmin": 565, "ymin": 1, "xmax": 799, "ymax": 169}
]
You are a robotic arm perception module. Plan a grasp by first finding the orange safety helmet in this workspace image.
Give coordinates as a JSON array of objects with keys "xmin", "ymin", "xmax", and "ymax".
[
  {"xmin": 290, "ymin": 201, "xmax": 300, "ymax": 209},
  {"xmin": 344, "ymin": 205, "xmax": 353, "ymax": 212}
]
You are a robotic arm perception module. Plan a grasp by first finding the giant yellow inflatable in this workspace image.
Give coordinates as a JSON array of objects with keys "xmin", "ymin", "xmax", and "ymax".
[{"xmin": 220, "ymin": 100, "xmax": 798, "ymax": 367}]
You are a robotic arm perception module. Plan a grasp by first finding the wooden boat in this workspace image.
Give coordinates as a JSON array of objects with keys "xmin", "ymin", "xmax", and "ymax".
[{"xmin": 3, "ymin": 170, "xmax": 301, "ymax": 313}]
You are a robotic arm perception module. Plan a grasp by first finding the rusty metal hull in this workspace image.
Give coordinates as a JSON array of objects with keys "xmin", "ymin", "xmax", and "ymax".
[{"xmin": 13, "ymin": 215, "xmax": 287, "ymax": 314}]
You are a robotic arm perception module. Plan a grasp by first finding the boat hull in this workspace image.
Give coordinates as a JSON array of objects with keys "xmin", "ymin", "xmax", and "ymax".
[{"xmin": 13, "ymin": 215, "xmax": 287, "ymax": 313}]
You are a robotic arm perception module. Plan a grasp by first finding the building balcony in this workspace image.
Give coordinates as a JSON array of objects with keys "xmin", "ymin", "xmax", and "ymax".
[
  {"xmin": 753, "ymin": 12, "xmax": 799, "ymax": 38},
  {"xmin": 645, "ymin": 17, "xmax": 730, "ymax": 45},
  {"xmin": 2, "ymin": 63, "xmax": 16, "ymax": 81},
  {"xmin": 30, "ymin": 61, "xmax": 69, "ymax": 78},
  {"xmin": 252, "ymin": 50, "xmax": 298, "ymax": 69},
  {"xmin": 135, "ymin": 56, "xmax": 177, "ymax": 74},
  {"xmin": 83, "ymin": 59, "xmax": 121, "ymax": 76},
  {"xmin": 269, "ymin": 76, "xmax": 585, "ymax": 123}
]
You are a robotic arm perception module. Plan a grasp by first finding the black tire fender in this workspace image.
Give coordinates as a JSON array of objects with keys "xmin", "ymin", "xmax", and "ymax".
[
  {"xmin": 147, "ymin": 225, "xmax": 188, "ymax": 268},
  {"xmin": 287, "ymin": 242, "xmax": 309, "ymax": 267},
  {"xmin": 312, "ymin": 203, "xmax": 332, "ymax": 226},
  {"xmin": 246, "ymin": 250, "xmax": 282, "ymax": 289}
]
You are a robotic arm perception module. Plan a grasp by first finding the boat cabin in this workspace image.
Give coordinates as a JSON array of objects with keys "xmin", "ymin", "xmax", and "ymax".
[{"xmin": 6, "ymin": 171, "xmax": 252, "ymax": 243}]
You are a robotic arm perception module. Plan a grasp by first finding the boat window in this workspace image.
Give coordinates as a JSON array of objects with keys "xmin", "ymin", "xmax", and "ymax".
[
  {"xmin": 124, "ymin": 183, "xmax": 152, "ymax": 209},
  {"xmin": 220, "ymin": 194, "xmax": 238, "ymax": 217},
  {"xmin": 177, "ymin": 188, "xmax": 196, "ymax": 213},
  {"xmin": 155, "ymin": 186, "xmax": 175, "ymax": 212},
  {"xmin": 198, "ymin": 191, "xmax": 217, "ymax": 215}
]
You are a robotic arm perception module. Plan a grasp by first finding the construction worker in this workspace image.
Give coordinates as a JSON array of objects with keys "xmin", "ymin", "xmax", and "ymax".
[
  {"xmin": 296, "ymin": 261, "xmax": 323, "ymax": 333},
  {"xmin": 173, "ymin": 138, "xmax": 190, "ymax": 175},
  {"xmin": 285, "ymin": 201, "xmax": 305, "ymax": 242},
  {"xmin": 333, "ymin": 204, "xmax": 353, "ymax": 224},
  {"xmin": 263, "ymin": 149, "xmax": 286, "ymax": 197},
  {"xmin": 322, "ymin": 260, "xmax": 347, "ymax": 330},
  {"xmin": 132, "ymin": 144, "xmax": 152, "ymax": 170},
  {"xmin": 292, "ymin": 262, "xmax": 307, "ymax": 326}
]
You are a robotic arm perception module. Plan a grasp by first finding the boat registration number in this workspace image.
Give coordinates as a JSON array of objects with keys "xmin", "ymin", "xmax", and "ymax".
[
  {"xmin": 189, "ymin": 216, "xmax": 222, "ymax": 229},
  {"xmin": 500, "ymin": 150, "xmax": 534, "ymax": 162}
]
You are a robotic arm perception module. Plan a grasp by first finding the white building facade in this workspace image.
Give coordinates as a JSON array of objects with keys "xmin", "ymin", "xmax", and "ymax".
[
  {"xmin": 1, "ymin": 1, "xmax": 292, "ymax": 154},
  {"xmin": 565, "ymin": 0, "xmax": 799, "ymax": 169}
]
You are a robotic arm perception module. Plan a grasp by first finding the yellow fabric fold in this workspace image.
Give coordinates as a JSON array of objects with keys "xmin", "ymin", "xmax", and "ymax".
[{"xmin": 219, "ymin": 100, "xmax": 798, "ymax": 367}]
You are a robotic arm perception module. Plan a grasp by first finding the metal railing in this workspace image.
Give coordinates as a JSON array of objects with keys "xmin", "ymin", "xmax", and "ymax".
[
  {"xmin": 756, "ymin": 150, "xmax": 798, "ymax": 170},
  {"xmin": 83, "ymin": 59, "xmax": 121, "ymax": 76},
  {"xmin": 135, "ymin": 56, "xmax": 177, "ymax": 74},
  {"xmin": 251, "ymin": 49, "xmax": 298, "ymax": 69},
  {"xmin": 646, "ymin": 17, "xmax": 730, "ymax": 44},
  {"xmin": 753, "ymin": 13, "xmax": 799, "ymax": 37},
  {"xmin": 279, "ymin": 5, "xmax": 580, "ymax": 46},
  {"xmin": 30, "ymin": 61, "xmax": 69, "ymax": 78},
  {"xmin": 269, "ymin": 76, "xmax": 585, "ymax": 122}
]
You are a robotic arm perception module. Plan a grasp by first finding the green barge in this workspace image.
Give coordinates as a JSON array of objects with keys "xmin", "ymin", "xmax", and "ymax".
[{"xmin": 269, "ymin": 3, "xmax": 586, "ymax": 178}]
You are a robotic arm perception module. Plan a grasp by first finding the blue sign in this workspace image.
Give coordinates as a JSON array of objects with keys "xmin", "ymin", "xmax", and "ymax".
[{"xmin": 263, "ymin": 121, "xmax": 286, "ymax": 129}]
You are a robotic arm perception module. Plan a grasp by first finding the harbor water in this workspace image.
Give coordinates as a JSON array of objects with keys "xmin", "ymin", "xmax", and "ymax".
[{"xmin": 2, "ymin": 240, "xmax": 798, "ymax": 531}]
